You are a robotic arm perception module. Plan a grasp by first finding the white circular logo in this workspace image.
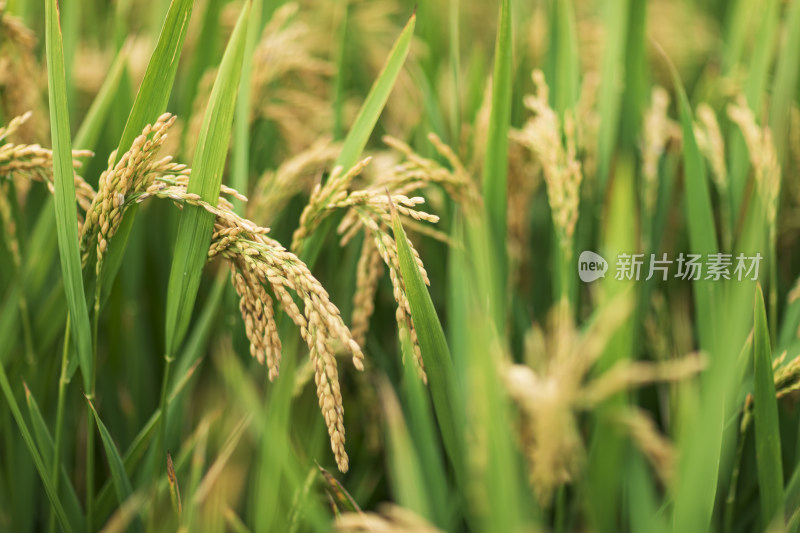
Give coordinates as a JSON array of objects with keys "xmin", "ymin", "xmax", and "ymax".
[{"xmin": 578, "ymin": 251, "xmax": 608, "ymax": 282}]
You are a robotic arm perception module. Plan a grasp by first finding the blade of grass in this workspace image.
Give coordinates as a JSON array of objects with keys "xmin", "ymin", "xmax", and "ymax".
[
  {"xmin": 231, "ymin": 0, "xmax": 263, "ymax": 213},
  {"xmin": 97, "ymin": 493, "xmax": 147, "ymax": 533},
  {"xmin": 460, "ymin": 216, "xmax": 530, "ymax": 530},
  {"xmin": 587, "ymin": 155, "xmax": 637, "ymax": 533},
  {"xmin": 334, "ymin": 11, "xmax": 415, "ymax": 172},
  {"xmin": 660, "ymin": 44, "xmax": 730, "ymax": 533},
  {"xmin": 45, "ymin": 0, "xmax": 93, "ymax": 393},
  {"xmin": 23, "ymin": 383, "xmax": 85, "ymax": 531},
  {"xmin": 753, "ymin": 284, "xmax": 784, "ymax": 528},
  {"xmin": 663, "ymin": 47, "xmax": 720, "ymax": 352},
  {"xmin": 93, "ymin": 359, "xmax": 204, "ymax": 522},
  {"xmin": 390, "ymin": 200, "xmax": 462, "ymax": 473},
  {"xmin": 552, "ymin": 0, "xmax": 579, "ymax": 114},
  {"xmin": 0, "ymin": 289, "xmax": 72, "ymax": 532},
  {"xmin": 296, "ymin": 11, "xmax": 416, "ymax": 267},
  {"xmin": 181, "ymin": 416, "xmax": 210, "ymax": 529},
  {"xmin": 778, "ymin": 276, "xmax": 800, "ymax": 351},
  {"xmin": 448, "ymin": 0, "xmax": 461, "ymax": 144},
  {"xmin": 400, "ymin": 329, "xmax": 452, "ymax": 529},
  {"xmin": 164, "ymin": 0, "xmax": 250, "ymax": 357},
  {"xmin": 86, "ymin": 397, "xmax": 139, "ymax": 532},
  {"xmin": 481, "ymin": 0, "xmax": 512, "ymax": 326},
  {"xmin": 45, "ymin": 4, "xmax": 100, "ymax": 527},
  {"xmin": 596, "ymin": 0, "xmax": 630, "ymax": 189},
  {"xmin": 45, "ymin": 52, "xmax": 131, "ymax": 530},
  {"xmin": 722, "ymin": 0, "xmax": 754, "ymax": 73},
  {"xmin": 379, "ymin": 374, "xmax": 432, "ymax": 522},
  {"xmin": 769, "ymin": 0, "xmax": 800, "ymax": 163},
  {"xmin": 160, "ymin": 0, "xmax": 250, "ymax": 473},
  {"xmin": 286, "ymin": 467, "xmax": 321, "ymax": 533}
]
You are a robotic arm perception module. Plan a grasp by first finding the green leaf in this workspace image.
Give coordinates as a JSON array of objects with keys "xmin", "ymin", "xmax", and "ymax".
[
  {"xmin": 753, "ymin": 284, "xmax": 784, "ymax": 528},
  {"xmin": 380, "ymin": 374, "xmax": 432, "ymax": 522},
  {"xmin": 399, "ymin": 331, "xmax": 451, "ymax": 529},
  {"xmin": 297, "ymin": 12, "xmax": 416, "ymax": 266},
  {"xmin": 99, "ymin": 0, "xmax": 195, "ymax": 300},
  {"xmin": 596, "ymin": 0, "xmax": 630, "ymax": 188},
  {"xmin": 667, "ymin": 56, "xmax": 719, "ymax": 352},
  {"xmin": 333, "ymin": 11, "xmax": 415, "ymax": 171},
  {"xmin": 552, "ymin": 0, "xmax": 579, "ymax": 114},
  {"xmin": 390, "ymin": 201, "xmax": 462, "ymax": 473},
  {"xmin": 86, "ymin": 398, "xmax": 136, "ymax": 523},
  {"xmin": 662, "ymin": 47, "xmax": 727, "ymax": 533},
  {"xmin": 164, "ymin": 0, "xmax": 250, "ymax": 356},
  {"xmin": 22, "ymin": 383, "xmax": 85, "ymax": 531},
  {"xmin": 769, "ymin": 0, "xmax": 800, "ymax": 163},
  {"xmin": 231, "ymin": 0, "xmax": 263, "ymax": 213},
  {"xmin": 481, "ymin": 0, "xmax": 512, "ymax": 324},
  {"xmin": 93, "ymin": 358, "xmax": 202, "ymax": 521},
  {"xmin": 0, "ymin": 289, "xmax": 73, "ymax": 532},
  {"xmin": 45, "ymin": 0, "xmax": 94, "ymax": 390}
]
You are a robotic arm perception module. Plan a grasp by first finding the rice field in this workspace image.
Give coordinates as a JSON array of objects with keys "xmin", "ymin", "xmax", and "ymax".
[{"xmin": 0, "ymin": 0, "xmax": 799, "ymax": 531}]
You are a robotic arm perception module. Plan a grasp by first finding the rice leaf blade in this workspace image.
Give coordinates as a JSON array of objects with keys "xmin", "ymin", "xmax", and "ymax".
[
  {"xmin": 553, "ymin": 0, "xmax": 579, "ymax": 114},
  {"xmin": 45, "ymin": 0, "xmax": 94, "ymax": 390},
  {"xmin": 664, "ymin": 48, "xmax": 725, "ymax": 533},
  {"xmin": 753, "ymin": 284, "xmax": 784, "ymax": 527},
  {"xmin": 22, "ymin": 384, "xmax": 85, "ymax": 531},
  {"xmin": 379, "ymin": 376, "xmax": 432, "ymax": 522},
  {"xmin": 769, "ymin": 0, "xmax": 800, "ymax": 162},
  {"xmin": 481, "ymin": 0, "xmax": 512, "ymax": 323},
  {"xmin": 596, "ymin": 0, "xmax": 629, "ymax": 188},
  {"xmin": 297, "ymin": 12, "xmax": 415, "ymax": 267},
  {"xmin": 165, "ymin": 0, "xmax": 250, "ymax": 355},
  {"xmin": 231, "ymin": 0, "xmax": 263, "ymax": 213},
  {"xmin": 0, "ymin": 291, "xmax": 73, "ymax": 532},
  {"xmin": 390, "ymin": 203, "xmax": 462, "ymax": 472},
  {"xmin": 86, "ymin": 399, "xmax": 137, "ymax": 523},
  {"xmin": 669, "ymin": 60, "xmax": 719, "ymax": 351},
  {"xmin": 333, "ymin": 12, "xmax": 415, "ymax": 171}
]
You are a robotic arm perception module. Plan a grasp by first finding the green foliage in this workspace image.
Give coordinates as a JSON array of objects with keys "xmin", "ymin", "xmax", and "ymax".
[{"xmin": 0, "ymin": 0, "xmax": 798, "ymax": 532}]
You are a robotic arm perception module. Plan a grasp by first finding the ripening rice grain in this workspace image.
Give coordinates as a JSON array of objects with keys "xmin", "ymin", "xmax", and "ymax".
[{"xmin": 512, "ymin": 70, "xmax": 583, "ymax": 256}]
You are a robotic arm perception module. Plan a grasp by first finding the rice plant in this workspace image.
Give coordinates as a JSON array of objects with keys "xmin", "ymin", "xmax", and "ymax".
[{"xmin": 1, "ymin": 0, "xmax": 799, "ymax": 531}]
